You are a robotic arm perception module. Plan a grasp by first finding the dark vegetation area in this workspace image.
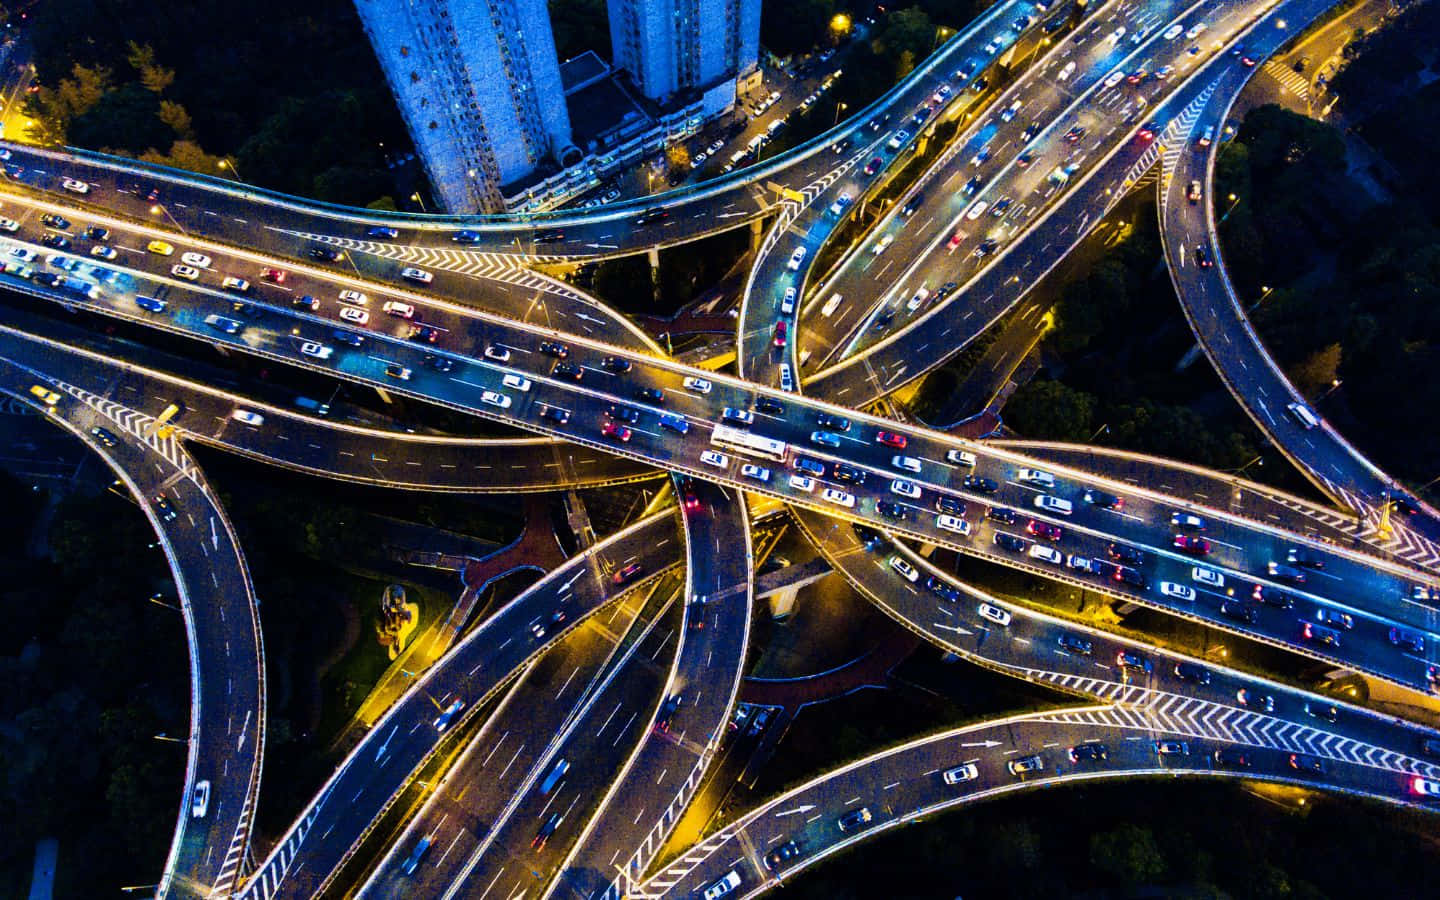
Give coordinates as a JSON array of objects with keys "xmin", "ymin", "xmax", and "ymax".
[
  {"xmin": 1214, "ymin": 0, "xmax": 1440, "ymax": 495},
  {"xmin": 0, "ymin": 466, "xmax": 186, "ymax": 895},
  {"xmin": 20, "ymin": 0, "xmax": 409, "ymax": 207}
]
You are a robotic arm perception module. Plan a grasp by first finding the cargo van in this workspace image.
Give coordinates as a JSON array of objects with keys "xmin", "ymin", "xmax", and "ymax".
[{"xmin": 1287, "ymin": 402, "xmax": 1319, "ymax": 429}]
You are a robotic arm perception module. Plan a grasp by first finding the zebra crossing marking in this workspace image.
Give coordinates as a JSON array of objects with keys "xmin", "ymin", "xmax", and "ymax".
[{"xmin": 1261, "ymin": 60, "xmax": 1311, "ymax": 101}]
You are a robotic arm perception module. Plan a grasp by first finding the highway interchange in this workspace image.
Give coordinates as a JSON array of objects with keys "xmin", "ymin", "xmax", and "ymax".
[{"xmin": 5, "ymin": 0, "xmax": 1440, "ymax": 897}]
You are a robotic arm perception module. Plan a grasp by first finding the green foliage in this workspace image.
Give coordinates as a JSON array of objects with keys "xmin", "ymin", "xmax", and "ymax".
[
  {"xmin": 1089, "ymin": 822, "xmax": 1168, "ymax": 884},
  {"xmin": 69, "ymin": 81, "xmax": 173, "ymax": 153},
  {"xmin": 1005, "ymin": 379, "xmax": 1096, "ymax": 442},
  {"xmin": 873, "ymin": 7, "xmax": 936, "ymax": 78},
  {"xmin": 761, "ymin": 0, "xmax": 838, "ymax": 57}
]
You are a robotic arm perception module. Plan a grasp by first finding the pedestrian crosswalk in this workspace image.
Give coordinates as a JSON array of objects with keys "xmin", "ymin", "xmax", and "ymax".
[{"xmin": 1262, "ymin": 59, "xmax": 1311, "ymax": 102}]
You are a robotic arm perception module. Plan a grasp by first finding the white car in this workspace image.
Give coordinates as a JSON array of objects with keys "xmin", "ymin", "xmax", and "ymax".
[
  {"xmin": 1185, "ymin": 22, "xmax": 1207, "ymax": 39},
  {"xmin": 892, "ymin": 455, "xmax": 921, "ymax": 473},
  {"xmin": 231, "ymin": 409, "xmax": 265, "ymax": 426},
  {"xmin": 966, "ymin": 200, "xmax": 989, "ymax": 220},
  {"xmin": 906, "ymin": 286, "xmax": 931, "ymax": 311},
  {"xmin": 741, "ymin": 463, "xmax": 771, "ymax": 483},
  {"xmin": 484, "ymin": 345, "xmax": 511, "ymax": 362},
  {"xmin": 171, "ymin": 264, "xmax": 201, "ymax": 281},
  {"xmin": 1034, "ymin": 495, "xmax": 1073, "ymax": 515},
  {"xmin": 0, "ymin": 217, "xmax": 19, "ymax": 232},
  {"xmin": 481, "ymin": 390, "xmax": 512, "ymax": 409},
  {"xmin": 299, "ymin": 341, "xmax": 333, "ymax": 359},
  {"xmin": 822, "ymin": 487, "xmax": 855, "ymax": 508},
  {"xmin": 1058, "ymin": 61, "xmax": 1076, "ymax": 81},
  {"xmin": 977, "ymin": 603, "xmax": 1011, "ymax": 626},
  {"xmin": 871, "ymin": 234, "xmax": 895, "ymax": 255},
  {"xmin": 90, "ymin": 245, "xmax": 117, "ymax": 259},
  {"xmin": 1028, "ymin": 544, "xmax": 1063, "ymax": 565},
  {"xmin": 180, "ymin": 252, "xmax": 211, "ymax": 268},
  {"xmin": 701, "ymin": 450, "xmax": 730, "ymax": 469},
  {"xmin": 946, "ymin": 449, "xmax": 977, "ymax": 467},
  {"xmin": 1171, "ymin": 512, "xmax": 1206, "ymax": 530},
  {"xmin": 789, "ymin": 474, "xmax": 816, "ymax": 492},
  {"xmin": 890, "ymin": 556, "xmax": 919, "ymax": 582},
  {"xmin": 1159, "ymin": 581, "xmax": 1196, "ymax": 601},
  {"xmin": 222, "ymin": 276, "xmax": 250, "ymax": 292},
  {"xmin": 891, "ymin": 478, "xmax": 921, "ymax": 499},
  {"xmin": 683, "ymin": 376, "xmax": 712, "ymax": 393},
  {"xmin": 936, "ymin": 514, "xmax": 971, "ymax": 536},
  {"xmin": 1103, "ymin": 68, "xmax": 1126, "ymax": 88},
  {"xmin": 1017, "ymin": 468, "xmax": 1055, "ymax": 488},
  {"xmin": 702, "ymin": 871, "xmax": 742, "ymax": 900},
  {"xmin": 1191, "ymin": 567, "xmax": 1225, "ymax": 588},
  {"xmin": 191, "ymin": 780, "xmax": 211, "ymax": 818},
  {"xmin": 62, "ymin": 177, "xmax": 90, "ymax": 194},
  {"xmin": 338, "ymin": 289, "xmax": 369, "ymax": 306},
  {"xmin": 383, "ymin": 300, "xmax": 415, "ymax": 319},
  {"xmin": 1163, "ymin": 23, "xmax": 1184, "ymax": 40},
  {"xmin": 339, "ymin": 306, "xmax": 370, "ymax": 325},
  {"xmin": 785, "ymin": 246, "xmax": 807, "ymax": 271},
  {"xmin": 502, "ymin": 373, "xmax": 531, "ymax": 391},
  {"xmin": 401, "ymin": 266, "xmax": 434, "ymax": 283},
  {"xmin": 942, "ymin": 763, "xmax": 980, "ymax": 784}
]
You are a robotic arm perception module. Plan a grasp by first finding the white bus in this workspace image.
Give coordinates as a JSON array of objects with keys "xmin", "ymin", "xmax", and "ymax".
[{"xmin": 711, "ymin": 424, "xmax": 787, "ymax": 462}]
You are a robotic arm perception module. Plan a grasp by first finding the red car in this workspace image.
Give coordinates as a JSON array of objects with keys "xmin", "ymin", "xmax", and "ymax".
[
  {"xmin": 602, "ymin": 421, "xmax": 632, "ymax": 442},
  {"xmin": 1027, "ymin": 520, "xmax": 1063, "ymax": 541},
  {"xmin": 261, "ymin": 267, "xmax": 287, "ymax": 283},
  {"xmin": 946, "ymin": 230, "xmax": 964, "ymax": 250},
  {"xmin": 876, "ymin": 431, "xmax": 907, "ymax": 449},
  {"xmin": 772, "ymin": 320, "xmax": 788, "ymax": 347},
  {"xmin": 613, "ymin": 563, "xmax": 644, "ymax": 584},
  {"xmin": 1172, "ymin": 534, "xmax": 1212, "ymax": 556}
]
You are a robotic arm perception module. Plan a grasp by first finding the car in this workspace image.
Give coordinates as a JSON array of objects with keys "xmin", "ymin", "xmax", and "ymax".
[
  {"xmin": 331, "ymin": 330, "xmax": 365, "ymax": 348},
  {"xmin": 837, "ymin": 807, "xmax": 873, "ymax": 832},
  {"xmin": 177, "ymin": 251, "xmax": 211, "ymax": 269},
  {"xmin": 1305, "ymin": 701, "xmax": 1338, "ymax": 724},
  {"xmin": 785, "ymin": 246, "xmax": 807, "ymax": 271},
  {"xmin": 789, "ymin": 474, "xmax": 816, "ymax": 493},
  {"xmin": 1313, "ymin": 608, "xmax": 1354, "ymax": 630},
  {"xmin": 1114, "ymin": 652, "xmax": 1151, "ymax": 677},
  {"xmin": 1411, "ymin": 777, "xmax": 1440, "ymax": 798},
  {"xmin": 1106, "ymin": 544, "xmax": 1145, "ymax": 566},
  {"xmin": 221, "ymin": 276, "xmax": 250, "ymax": 292},
  {"xmin": 886, "ymin": 129, "xmax": 911, "ymax": 151},
  {"xmin": 1067, "ymin": 555, "xmax": 1097, "ymax": 574},
  {"xmin": 231, "ymin": 409, "xmax": 265, "ymax": 427},
  {"xmin": 599, "ymin": 356, "xmax": 632, "ymax": 374},
  {"xmin": 994, "ymin": 533, "xmax": 1026, "ymax": 553},
  {"xmin": 539, "ymin": 341, "xmax": 569, "ymax": 358},
  {"xmin": 793, "ymin": 457, "xmax": 826, "ymax": 478},
  {"xmin": 1289, "ymin": 753, "xmax": 1325, "ymax": 775},
  {"xmin": 366, "ymin": 225, "xmax": 400, "ymax": 239},
  {"xmin": 601, "ymin": 421, "xmax": 632, "ymax": 442},
  {"xmin": 935, "ymin": 495, "xmax": 965, "ymax": 516},
  {"xmin": 1063, "ymin": 125, "xmax": 1085, "ymax": 143},
  {"xmin": 38, "ymin": 214, "xmax": 70, "ymax": 233},
  {"xmin": 741, "ymin": 463, "xmax": 771, "ymax": 483},
  {"xmin": 1069, "ymin": 743, "xmax": 1108, "ymax": 763},
  {"xmin": 635, "ymin": 208, "xmax": 669, "ymax": 226},
  {"xmin": 1285, "ymin": 547, "xmax": 1325, "ymax": 569},
  {"xmin": 977, "ymin": 603, "xmax": 1011, "ymax": 626},
  {"xmin": 889, "ymin": 556, "xmax": 919, "ymax": 582},
  {"xmin": 170, "ymin": 264, "xmax": 200, "ymax": 281},
  {"xmin": 1389, "ymin": 627, "xmax": 1425, "ymax": 654},
  {"xmin": 974, "ymin": 237, "xmax": 999, "ymax": 258},
  {"xmin": 764, "ymin": 840, "xmax": 803, "ymax": 870},
  {"xmin": 1173, "ymin": 534, "xmax": 1212, "ymax": 556},
  {"xmin": 701, "ymin": 450, "xmax": 729, "ymax": 469},
  {"xmin": 87, "ymin": 244, "xmax": 118, "ymax": 260},
  {"xmin": 1114, "ymin": 566, "xmax": 1146, "ymax": 589},
  {"xmin": 1058, "ymin": 633, "xmax": 1093, "ymax": 655},
  {"xmin": 772, "ymin": 320, "xmax": 788, "ymax": 347},
  {"xmin": 987, "ymin": 507, "xmax": 1017, "ymax": 525},
  {"xmin": 1174, "ymin": 662, "xmax": 1211, "ymax": 685},
  {"xmin": 655, "ymin": 693, "xmax": 684, "ymax": 732},
  {"xmin": 0, "ymin": 217, "xmax": 18, "ymax": 233},
  {"xmin": 61, "ymin": 177, "xmax": 90, "ymax": 194},
  {"xmin": 828, "ymin": 194, "xmax": 853, "ymax": 216},
  {"xmin": 942, "ymin": 763, "xmax": 980, "ymax": 784},
  {"xmin": 871, "ymin": 234, "xmax": 895, "ymax": 255},
  {"xmin": 926, "ymin": 576, "xmax": 961, "ymax": 601},
  {"xmin": 612, "ymin": 563, "xmax": 644, "ymax": 585},
  {"xmin": 41, "ymin": 233, "xmax": 71, "ymax": 250},
  {"xmin": 682, "ymin": 376, "xmax": 712, "ymax": 393},
  {"xmin": 1194, "ymin": 244, "xmax": 1213, "ymax": 268},
  {"xmin": 1155, "ymin": 740, "xmax": 1189, "ymax": 756},
  {"xmin": 1026, "ymin": 519, "xmax": 1062, "ymax": 542},
  {"xmin": 723, "ymin": 407, "xmax": 755, "ymax": 426},
  {"xmin": 809, "ymin": 430, "xmax": 841, "ymax": 448},
  {"xmin": 1083, "ymin": 490, "xmax": 1123, "ymax": 511},
  {"xmin": 307, "ymin": 246, "xmax": 343, "ymax": 262},
  {"xmin": 1158, "ymin": 581, "xmax": 1196, "ymax": 602},
  {"xmin": 338, "ymin": 289, "xmax": 369, "ymax": 306},
  {"xmin": 401, "ymin": 266, "xmax": 434, "ymax": 283},
  {"xmin": 822, "ymin": 487, "xmax": 855, "ymax": 508},
  {"xmin": 1219, "ymin": 599, "xmax": 1257, "ymax": 624},
  {"xmin": 384, "ymin": 363, "xmax": 412, "ymax": 381},
  {"xmin": 863, "ymin": 157, "xmax": 883, "ymax": 176},
  {"xmin": 964, "ymin": 475, "xmax": 999, "ymax": 493},
  {"xmin": 890, "ymin": 479, "xmax": 921, "ymax": 499},
  {"xmin": 1033, "ymin": 495, "xmax": 1072, "ymax": 516},
  {"xmin": 383, "ymin": 300, "xmax": 415, "ymax": 319},
  {"xmin": 876, "ymin": 500, "xmax": 907, "ymax": 521},
  {"xmin": 1212, "ymin": 747, "xmax": 1252, "ymax": 768},
  {"xmin": 285, "ymin": 338, "xmax": 332, "ymax": 360},
  {"xmin": 876, "ymin": 431, "xmax": 906, "ymax": 449},
  {"xmin": 481, "ymin": 390, "xmax": 511, "ymax": 409},
  {"xmin": 813, "ymin": 412, "xmax": 850, "ymax": 432},
  {"xmin": 1008, "ymin": 755, "xmax": 1044, "ymax": 776},
  {"xmin": 408, "ymin": 323, "xmax": 441, "ymax": 344},
  {"xmin": 1171, "ymin": 512, "xmax": 1206, "ymax": 531},
  {"xmin": 339, "ymin": 306, "xmax": 370, "ymax": 325},
  {"xmin": 189, "ymin": 779, "xmax": 212, "ymax": 818},
  {"xmin": 1251, "ymin": 584, "xmax": 1292, "ymax": 608},
  {"xmin": 531, "ymin": 812, "xmax": 563, "ymax": 850},
  {"xmin": 936, "ymin": 515, "xmax": 971, "ymax": 537},
  {"xmin": 1301, "ymin": 621, "xmax": 1342, "ymax": 648}
]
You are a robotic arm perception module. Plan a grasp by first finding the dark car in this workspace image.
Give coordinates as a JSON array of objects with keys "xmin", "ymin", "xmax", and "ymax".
[
  {"xmin": 876, "ymin": 500, "xmax": 907, "ymax": 521},
  {"xmin": 1305, "ymin": 702, "xmax": 1339, "ymax": 724},
  {"xmin": 1253, "ymin": 585, "xmax": 1293, "ymax": 609},
  {"xmin": 152, "ymin": 495, "xmax": 178, "ymax": 522},
  {"xmin": 1289, "ymin": 753, "xmax": 1325, "ymax": 775},
  {"xmin": 83, "ymin": 225, "xmax": 110, "ymax": 241},
  {"xmin": 1195, "ymin": 245, "xmax": 1213, "ymax": 267},
  {"xmin": 552, "ymin": 361, "xmax": 583, "ymax": 381},
  {"xmin": 1027, "ymin": 519, "xmax": 1062, "ymax": 541},
  {"xmin": 935, "ymin": 494, "xmax": 966, "ymax": 516},
  {"xmin": 409, "ymin": 323, "xmax": 442, "ymax": 344},
  {"xmin": 1213, "ymin": 747, "xmax": 1252, "ymax": 768},
  {"xmin": 90, "ymin": 427, "xmax": 119, "ymax": 448},
  {"xmin": 1058, "ymin": 633, "xmax": 1093, "ymax": 655},
  {"xmin": 764, "ymin": 840, "xmax": 802, "ymax": 870},
  {"xmin": 1173, "ymin": 534, "xmax": 1212, "ymax": 556},
  {"xmin": 1219, "ymin": 599, "xmax": 1258, "ymax": 624},
  {"xmin": 292, "ymin": 294, "xmax": 319, "ymax": 311},
  {"xmin": 41, "ymin": 233, "xmax": 71, "ymax": 249},
  {"xmin": 655, "ymin": 693, "xmax": 683, "ymax": 732},
  {"xmin": 794, "ymin": 457, "xmax": 826, "ymax": 478},
  {"xmin": 606, "ymin": 404, "xmax": 640, "ymax": 424},
  {"xmin": 634, "ymin": 386, "xmax": 664, "ymax": 404},
  {"xmin": 964, "ymin": 475, "xmax": 999, "ymax": 493},
  {"xmin": 863, "ymin": 157, "xmax": 883, "ymax": 176},
  {"xmin": 534, "ymin": 229, "xmax": 565, "ymax": 244},
  {"xmin": 600, "ymin": 355, "xmax": 631, "ymax": 373},
  {"xmin": 635, "ymin": 208, "xmax": 669, "ymax": 226},
  {"xmin": 539, "ymin": 341, "xmax": 569, "ymax": 358},
  {"xmin": 994, "ymin": 532, "xmax": 1027, "ymax": 553},
  {"xmin": 1106, "ymin": 543, "xmax": 1145, "ymax": 566},
  {"xmin": 1301, "ymin": 621, "xmax": 1341, "ymax": 648},
  {"xmin": 332, "ymin": 330, "xmax": 365, "ymax": 348},
  {"xmin": 1267, "ymin": 562, "xmax": 1306, "ymax": 584},
  {"xmin": 366, "ymin": 225, "xmax": 400, "ymax": 239},
  {"xmin": 307, "ymin": 246, "xmax": 343, "ymax": 262},
  {"xmin": 816, "ymin": 412, "xmax": 851, "ymax": 432},
  {"xmin": 452, "ymin": 229, "xmax": 483, "ymax": 244},
  {"xmin": 540, "ymin": 405, "xmax": 570, "ymax": 425},
  {"xmin": 987, "ymin": 506, "xmax": 1017, "ymax": 525},
  {"xmin": 1116, "ymin": 651, "xmax": 1152, "ymax": 675},
  {"xmin": 531, "ymin": 812, "xmax": 563, "ymax": 850},
  {"xmin": 1390, "ymin": 627, "xmax": 1426, "ymax": 654},
  {"xmin": 1069, "ymin": 743, "xmax": 1108, "ymax": 763},
  {"xmin": 612, "ymin": 563, "xmax": 644, "ymax": 585},
  {"xmin": 1083, "ymin": 489, "xmax": 1123, "ymax": 511},
  {"xmin": 853, "ymin": 524, "xmax": 885, "ymax": 550},
  {"xmin": 1173, "ymin": 662, "xmax": 1211, "ymax": 684},
  {"xmin": 1113, "ymin": 566, "xmax": 1146, "ymax": 589},
  {"xmin": 755, "ymin": 397, "xmax": 785, "ymax": 416},
  {"xmin": 832, "ymin": 463, "xmax": 867, "ymax": 485},
  {"xmin": 40, "ymin": 213, "xmax": 70, "ymax": 230},
  {"xmin": 925, "ymin": 576, "xmax": 960, "ymax": 602},
  {"xmin": 425, "ymin": 354, "xmax": 455, "ymax": 373},
  {"xmin": 1286, "ymin": 547, "xmax": 1325, "ymax": 569},
  {"xmin": 963, "ymin": 175, "xmax": 983, "ymax": 196}
]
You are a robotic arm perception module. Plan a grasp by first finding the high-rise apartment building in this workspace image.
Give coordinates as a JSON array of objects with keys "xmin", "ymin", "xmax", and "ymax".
[
  {"xmin": 354, "ymin": 0, "xmax": 576, "ymax": 213},
  {"xmin": 608, "ymin": 0, "xmax": 761, "ymax": 104}
]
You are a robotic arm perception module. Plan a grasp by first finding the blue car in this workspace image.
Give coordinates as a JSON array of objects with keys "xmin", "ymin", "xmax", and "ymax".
[
  {"xmin": 135, "ymin": 295, "xmax": 167, "ymax": 313},
  {"xmin": 810, "ymin": 430, "xmax": 842, "ymax": 448}
]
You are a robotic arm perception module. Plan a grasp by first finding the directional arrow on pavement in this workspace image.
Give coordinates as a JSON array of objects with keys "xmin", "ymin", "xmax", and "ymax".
[
  {"xmin": 773, "ymin": 804, "xmax": 816, "ymax": 817},
  {"xmin": 961, "ymin": 740, "xmax": 1003, "ymax": 748},
  {"xmin": 374, "ymin": 724, "xmax": 398, "ymax": 762}
]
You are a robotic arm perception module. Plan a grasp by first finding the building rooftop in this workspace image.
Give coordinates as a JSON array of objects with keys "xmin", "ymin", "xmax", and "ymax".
[{"xmin": 560, "ymin": 51, "xmax": 611, "ymax": 94}]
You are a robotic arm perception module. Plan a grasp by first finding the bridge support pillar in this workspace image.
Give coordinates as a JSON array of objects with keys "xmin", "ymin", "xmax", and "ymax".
[
  {"xmin": 564, "ymin": 490, "xmax": 596, "ymax": 550},
  {"xmin": 917, "ymin": 542, "xmax": 937, "ymax": 558},
  {"xmin": 768, "ymin": 584, "xmax": 800, "ymax": 620},
  {"xmin": 647, "ymin": 246, "xmax": 662, "ymax": 305},
  {"xmin": 749, "ymin": 217, "xmax": 765, "ymax": 253}
]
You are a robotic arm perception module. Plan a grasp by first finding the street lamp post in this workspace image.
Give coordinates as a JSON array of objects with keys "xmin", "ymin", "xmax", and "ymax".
[
  {"xmin": 150, "ymin": 203, "xmax": 188, "ymax": 236},
  {"xmin": 411, "ymin": 191, "xmax": 428, "ymax": 213},
  {"xmin": 1219, "ymin": 193, "xmax": 1241, "ymax": 223},
  {"xmin": 833, "ymin": 102, "xmax": 847, "ymax": 127},
  {"xmin": 1246, "ymin": 284, "xmax": 1274, "ymax": 313},
  {"xmin": 218, "ymin": 157, "xmax": 246, "ymax": 184},
  {"xmin": 1087, "ymin": 423, "xmax": 1110, "ymax": 442}
]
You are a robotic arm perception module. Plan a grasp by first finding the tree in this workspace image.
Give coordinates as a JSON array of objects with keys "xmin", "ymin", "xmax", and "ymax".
[
  {"xmin": 127, "ymin": 41, "xmax": 175, "ymax": 94},
  {"xmin": 158, "ymin": 99, "xmax": 194, "ymax": 139},
  {"xmin": 1089, "ymin": 823, "xmax": 1168, "ymax": 884},
  {"xmin": 1290, "ymin": 342, "xmax": 1342, "ymax": 398},
  {"xmin": 874, "ymin": 8, "xmax": 936, "ymax": 71},
  {"xmin": 1004, "ymin": 380, "xmax": 1097, "ymax": 443},
  {"xmin": 70, "ymin": 81, "xmax": 171, "ymax": 153}
]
